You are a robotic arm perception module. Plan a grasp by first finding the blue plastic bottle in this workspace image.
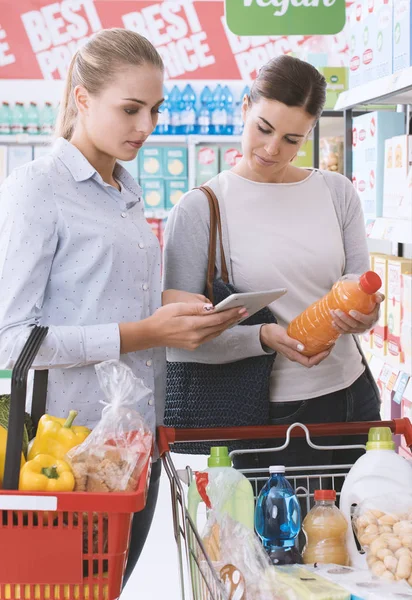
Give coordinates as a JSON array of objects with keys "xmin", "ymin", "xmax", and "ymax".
[
  {"xmin": 11, "ymin": 102, "xmax": 26, "ymax": 135},
  {"xmin": 232, "ymin": 102, "xmax": 243, "ymax": 136},
  {"xmin": 0, "ymin": 102, "xmax": 12, "ymax": 135},
  {"xmin": 169, "ymin": 85, "xmax": 182, "ymax": 135},
  {"xmin": 26, "ymin": 102, "xmax": 40, "ymax": 135},
  {"xmin": 240, "ymin": 85, "xmax": 250, "ymax": 102},
  {"xmin": 255, "ymin": 466, "xmax": 302, "ymax": 565},
  {"xmin": 180, "ymin": 84, "xmax": 196, "ymax": 135},
  {"xmin": 198, "ymin": 86, "xmax": 212, "ymax": 135},
  {"xmin": 211, "ymin": 84, "xmax": 228, "ymax": 136},
  {"xmin": 222, "ymin": 85, "xmax": 234, "ymax": 135}
]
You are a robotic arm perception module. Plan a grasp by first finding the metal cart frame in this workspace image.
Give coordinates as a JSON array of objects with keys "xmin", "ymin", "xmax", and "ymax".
[{"xmin": 158, "ymin": 419, "xmax": 412, "ymax": 600}]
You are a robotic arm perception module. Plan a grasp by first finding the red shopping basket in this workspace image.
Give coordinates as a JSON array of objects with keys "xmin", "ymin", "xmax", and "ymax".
[{"xmin": 0, "ymin": 327, "xmax": 151, "ymax": 600}]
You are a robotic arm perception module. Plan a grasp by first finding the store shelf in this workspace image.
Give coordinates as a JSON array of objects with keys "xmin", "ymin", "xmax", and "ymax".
[
  {"xmin": 335, "ymin": 66, "xmax": 412, "ymax": 110},
  {"xmin": 366, "ymin": 218, "xmax": 412, "ymax": 244},
  {"xmin": 0, "ymin": 134, "xmax": 52, "ymax": 144}
]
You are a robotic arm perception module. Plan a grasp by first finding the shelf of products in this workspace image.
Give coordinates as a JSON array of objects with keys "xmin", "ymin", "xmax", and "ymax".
[
  {"xmin": 336, "ymin": 66, "xmax": 412, "ymax": 110},
  {"xmin": 366, "ymin": 218, "xmax": 412, "ymax": 244}
]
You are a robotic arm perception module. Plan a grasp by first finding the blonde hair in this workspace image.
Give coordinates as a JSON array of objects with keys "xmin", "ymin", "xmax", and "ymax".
[{"xmin": 55, "ymin": 28, "xmax": 164, "ymax": 140}]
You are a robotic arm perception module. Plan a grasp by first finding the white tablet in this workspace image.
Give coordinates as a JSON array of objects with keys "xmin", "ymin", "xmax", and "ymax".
[{"xmin": 214, "ymin": 288, "xmax": 287, "ymax": 324}]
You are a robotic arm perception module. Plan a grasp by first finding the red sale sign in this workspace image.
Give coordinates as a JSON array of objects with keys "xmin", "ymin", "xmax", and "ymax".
[{"xmin": 0, "ymin": 0, "xmax": 350, "ymax": 80}]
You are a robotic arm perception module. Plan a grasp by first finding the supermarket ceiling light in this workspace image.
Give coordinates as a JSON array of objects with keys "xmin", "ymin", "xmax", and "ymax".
[{"xmin": 225, "ymin": 0, "xmax": 346, "ymax": 35}]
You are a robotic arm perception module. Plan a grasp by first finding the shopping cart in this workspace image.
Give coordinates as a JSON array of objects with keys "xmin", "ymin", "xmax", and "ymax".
[
  {"xmin": 0, "ymin": 327, "xmax": 152, "ymax": 600},
  {"xmin": 157, "ymin": 418, "xmax": 412, "ymax": 600}
]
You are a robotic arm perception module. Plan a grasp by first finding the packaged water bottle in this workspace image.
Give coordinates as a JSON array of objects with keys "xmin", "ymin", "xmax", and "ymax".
[
  {"xmin": 211, "ymin": 84, "xmax": 227, "ymax": 136},
  {"xmin": 26, "ymin": 102, "xmax": 40, "ymax": 135},
  {"xmin": 188, "ymin": 446, "xmax": 255, "ymax": 531},
  {"xmin": 180, "ymin": 84, "xmax": 196, "ymax": 135},
  {"xmin": 41, "ymin": 102, "xmax": 55, "ymax": 135},
  {"xmin": 302, "ymin": 490, "xmax": 349, "ymax": 566},
  {"xmin": 11, "ymin": 102, "xmax": 26, "ymax": 135},
  {"xmin": 287, "ymin": 271, "xmax": 382, "ymax": 357},
  {"xmin": 0, "ymin": 101, "xmax": 12, "ymax": 135},
  {"xmin": 197, "ymin": 86, "xmax": 212, "ymax": 135},
  {"xmin": 154, "ymin": 86, "xmax": 169, "ymax": 135},
  {"xmin": 232, "ymin": 102, "xmax": 243, "ymax": 136},
  {"xmin": 255, "ymin": 465, "xmax": 302, "ymax": 565},
  {"xmin": 169, "ymin": 85, "xmax": 182, "ymax": 135},
  {"xmin": 222, "ymin": 85, "xmax": 234, "ymax": 135}
]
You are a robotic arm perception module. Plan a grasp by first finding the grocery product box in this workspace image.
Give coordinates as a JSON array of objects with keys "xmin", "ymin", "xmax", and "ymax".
[
  {"xmin": 349, "ymin": 1, "xmax": 365, "ymax": 88},
  {"xmin": 0, "ymin": 145, "xmax": 7, "ymax": 184},
  {"xmin": 383, "ymin": 135, "xmax": 412, "ymax": 218},
  {"xmin": 220, "ymin": 144, "xmax": 242, "ymax": 171},
  {"xmin": 399, "ymin": 164, "xmax": 412, "ymax": 221},
  {"xmin": 138, "ymin": 147, "xmax": 163, "ymax": 178},
  {"xmin": 7, "ymin": 145, "xmax": 33, "ymax": 175},
  {"xmin": 393, "ymin": 0, "xmax": 412, "ymax": 71},
  {"xmin": 371, "ymin": 253, "xmax": 388, "ymax": 355},
  {"xmin": 318, "ymin": 67, "xmax": 348, "ymax": 109},
  {"xmin": 293, "ymin": 139, "xmax": 313, "ymax": 168},
  {"xmin": 387, "ymin": 257, "xmax": 412, "ymax": 362},
  {"xmin": 401, "ymin": 273, "xmax": 412, "ymax": 373},
  {"xmin": 33, "ymin": 145, "xmax": 52, "ymax": 160},
  {"xmin": 352, "ymin": 111, "xmax": 405, "ymax": 217},
  {"xmin": 195, "ymin": 145, "xmax": 219, "ymax": 186},
  {"xmin": 362, "ymin": 0, "xmax": 394, "ymax": 83},
  {"xmin": 140, "ymin": 179, "xmax": 165, "ymax": 210},
  {"xmin": 163, "ymin": 147, "xmax": 188, "ymax": 179},
  {"xmin": 118, "ymin": 157, "xmax": 138, "ymax": 179},
  {"xmin": 164, "ymin": 179, "xmax": 188, "ymax": 210}
]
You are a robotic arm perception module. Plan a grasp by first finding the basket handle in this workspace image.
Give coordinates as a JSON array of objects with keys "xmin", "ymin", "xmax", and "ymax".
[
  {"xmin": 157, "ymin": 419, "xmax": 412, "ymax": 457},
  {"xmin": 3, "ymin": 326, "xmax": 49, "ymax": 490}
]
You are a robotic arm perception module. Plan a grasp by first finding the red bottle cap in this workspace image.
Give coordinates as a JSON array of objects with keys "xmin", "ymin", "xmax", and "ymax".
[
  {"xmin": 359, "ymin": 271, "xmax": 382, "ymax": 294},
  {"xmin": 314, "ymin": 489, "xmax": 336, "ymax": 501}
]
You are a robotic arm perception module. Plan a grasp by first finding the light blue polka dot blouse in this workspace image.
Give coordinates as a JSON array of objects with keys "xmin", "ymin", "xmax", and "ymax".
[{"xmin": 0, "ymin": 137, "xmax": 165, "ymax": 433}]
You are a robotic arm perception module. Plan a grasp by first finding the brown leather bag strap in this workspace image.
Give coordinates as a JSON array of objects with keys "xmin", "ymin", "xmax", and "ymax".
[{"xmin": 198, "ymin": 185, "xmax": 229, "ymax": 303}]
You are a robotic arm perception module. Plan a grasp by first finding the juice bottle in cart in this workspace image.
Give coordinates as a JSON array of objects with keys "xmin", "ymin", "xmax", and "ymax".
[
  {"xmin": 255, "ymin": 466, "xmax": 302, "ymax": 565},
  {"xmin": 302, "ymin": 489, "xmax": 349, "ymax": 566},
  {"xmin": 187, "ymin": 446, "xmax": 254, "ymax": 531},
  {"xmin": 287, "ymin": 271, "xmax": 382, "ymax": 357}
]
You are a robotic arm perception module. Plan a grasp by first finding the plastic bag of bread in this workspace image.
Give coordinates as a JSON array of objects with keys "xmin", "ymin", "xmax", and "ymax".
[
  {"xmin": 66, "ymin": 360, "xmax": 153, "ymax": 492},
  {"xmin": 320, "ymin": 137, "xmax": 344, "ymax": 174},
  {"xmin": 353, "ymin": 494, "xmax": 412, "ymax": 586}
]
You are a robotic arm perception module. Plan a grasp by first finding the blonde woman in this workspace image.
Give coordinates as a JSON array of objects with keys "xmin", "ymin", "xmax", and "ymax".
[{"xmin": 0, "ymin": 29, "xmax": 243, "ymax": 583}]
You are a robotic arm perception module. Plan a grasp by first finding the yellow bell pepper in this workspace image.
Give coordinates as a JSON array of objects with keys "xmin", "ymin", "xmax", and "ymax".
[
  {"xmin": 0, "ymin": 424, "xmax": 25, "ymax": 488},
  {"xmin": 19, "ymin": 454, "xmax": 75, "ymax": 492},
  {"xmin": 28, "ymin": 410, "xmax": 90, "ymax": 461}
]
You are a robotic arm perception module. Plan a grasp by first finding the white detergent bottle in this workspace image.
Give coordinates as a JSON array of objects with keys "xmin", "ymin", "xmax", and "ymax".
[
  {"xmin": 339, "ymin": 427, "xmax": 412, "ymax": 568},
  {"xmin": 187, "ymin": 446, "xmax": 255, "ymax": 531}
]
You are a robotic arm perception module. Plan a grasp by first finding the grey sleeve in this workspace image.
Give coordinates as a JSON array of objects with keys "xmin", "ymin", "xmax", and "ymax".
[
  {"xmin": 163, "ymin": 190, "xmax": 272, "ymax": 364},
  {"xmin": 341, "ymin": 176, "xmax": 370, "ymax": 276}
]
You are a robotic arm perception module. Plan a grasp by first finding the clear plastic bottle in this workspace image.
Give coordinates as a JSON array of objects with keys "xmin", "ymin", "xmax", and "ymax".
[
  {"xmin": 211, "ymin": 84, "xmax": 227, "ymax": 135},
  {"xmin": 11, "ymin": 102, "xmax": 26, "ymax": 134},
  {"xmin": 232, "ymin": 102, "xmax": 243, "ymax": 136},
  {"xmin": 169, "ymin": 85, "xmax": 182, "ymax": 135},
  {"xmin": 255, "ymin": 466, "xmax": 302, "ymax": 565},
  {"xmin": 287, "ymin": 271, "xmax": 382, "ymax": 357},
  {"xmin": 198, "ymin": 86, "xmax": 213, "ymax": 135},
  {"xmin": 302, "ymin": 490, "xmax": 349, "ymax": 566},
  {"xmin": 41, "ymin": 102, "xmax": 55, "ymax": 135},
  {"xmin": 180, "ymin": 84, "xmax": 196, "ymax": 135},
  {"xmin": 26, "ymin": 102, "xmax": 40, "ymax": 135},
  {"xmin": 222, "ymin": 85, "xmax": 233, "ymax": 135},
  {"xmin": 0, "ymin": 102, "xmax": 12, "ymax": 135}
]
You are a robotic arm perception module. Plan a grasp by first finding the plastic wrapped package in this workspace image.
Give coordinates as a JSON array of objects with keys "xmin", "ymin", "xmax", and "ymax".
[
  {"xmin": 265, "ymin": 566, "xmax": 350, "ymax": 600},
  {"xmin": 320, "ymin": 137, "xmax": 344, "ymax": 174},
  {"xmin": 66, "ymin": 360, "xmax": 154, "ymax": 492},
  {"xmin": 302, "ymin": 564, "xmax": 412, "ymax": 600},
  {"xmin": 197, "ymin": 468, "xmax": 286, "ymax": 599},
  {"xmin": 353, "ymin": 495, "xmax": 412, "ymax": 586}
]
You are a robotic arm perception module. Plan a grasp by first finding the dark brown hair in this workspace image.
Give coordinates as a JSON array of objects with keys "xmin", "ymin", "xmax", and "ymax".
[
  {"xmin": 249, "ymin": 55, "xmax": 327, "ymax": 121},
  {"xmin": 56, "ymin": 29, "xmax": 164, "ymax": 140}
]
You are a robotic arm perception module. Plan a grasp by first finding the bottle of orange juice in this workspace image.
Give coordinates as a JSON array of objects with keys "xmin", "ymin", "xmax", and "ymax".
[
  {"xmin": 302, "ymin": 490, "xmax": 349, "ymax": 566},
  {"xmin": 287, "ymin": 271, "xmax": 381, "ymax": 357}
]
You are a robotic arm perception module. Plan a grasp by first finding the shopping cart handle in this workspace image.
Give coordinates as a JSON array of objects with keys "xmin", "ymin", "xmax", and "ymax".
[{"xmin": 157, "ymin": 418, "xmax": 412, "ymax": 456}]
